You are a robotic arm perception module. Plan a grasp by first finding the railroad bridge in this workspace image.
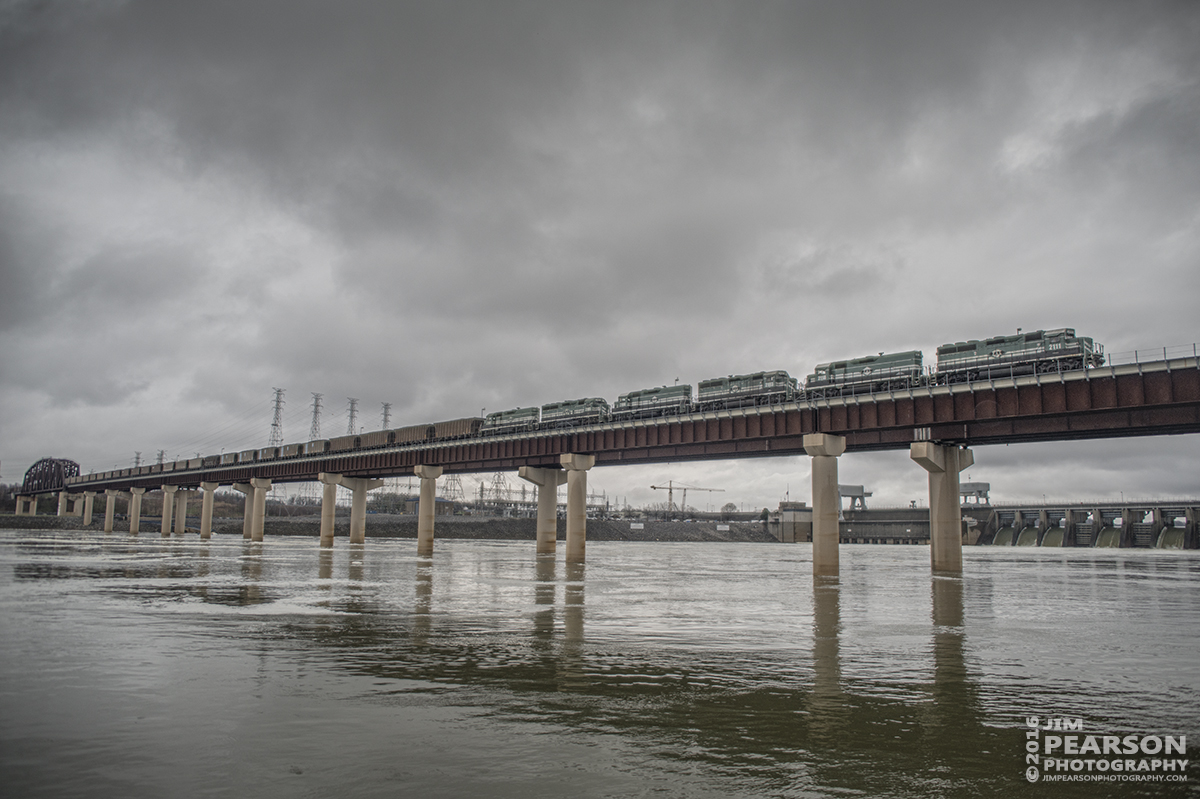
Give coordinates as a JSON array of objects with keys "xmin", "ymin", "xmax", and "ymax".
[{"xmin": 17, "ymin": 355, "xmax": 1200, "ymax": 573}]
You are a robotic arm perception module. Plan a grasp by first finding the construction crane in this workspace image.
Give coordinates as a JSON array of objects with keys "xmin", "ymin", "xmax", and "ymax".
[{"xmin": 650, "ymin": 480, "xmax": 724, "ymax": 517}]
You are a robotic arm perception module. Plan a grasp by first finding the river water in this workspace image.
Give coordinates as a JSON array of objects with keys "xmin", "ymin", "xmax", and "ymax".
[{"xmin": 1, "ymin": 529, "xmax": 1197, "ymax": 798}]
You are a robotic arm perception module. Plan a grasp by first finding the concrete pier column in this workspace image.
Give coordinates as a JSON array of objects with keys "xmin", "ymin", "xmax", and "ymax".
[
  {"xmin": 160, "ymin": 485, "xmax": 179, "ymax": 537},
  {"xmin": 57, "ymin": 491, "xmax": 69, "ymax": 517},
  {"xmin": 14, "ymin": 496, "xmax": 30, "ymax": 516},
  {"xmin": 340, "ymin": 476, "xmax": 384, "ymax": 545},
  {"xmin": 560, "ymin": 454, "xmax": 595, "ymax": 563},
  {"xmin": 129, "ymin": 487, "xmax": 146, "ymax": 534},
  {"xmin": 82, "ymin": 492, "xmax": 96, "ymax": 525},
  {"xmin": 70, "ymin": 495, "xmax": 84, "ymax": 517},
  {"xmin": 250, "ymin": 478, "xmax": 272, "ymax": 542},
  {"xmin": 804, "ymin": 434, "xmax": 846, "ymax": 579},
  {"xmin": 518, "ymin": 466, "xmax": 568, "ymax": 554},
  {"xmin": 910, "ymin": 442, "xmax": 974, "ymax": 574},
  {"xmin": 415, "ymin": 465, "xmax": 444, "ymax": 556},
  {"xmin": 174, "ymin": 489, "xmax": 189, "ymax": 535},
  {"xmin": 104, "ymin": 490, "xmax": 120, "ymax": 532},
  {"xmin": 232, "ymin": 483, "xmax": 253, "ymax": 539},
  {"xmin": 199, "ymin": 482, "xmax": 219, "ymax": 539},
  {"xmin": 28, "ymin": 495, "xmax": 38, "ymax": 515},
  {"xmin": 317, "ymin": 473, "xmax": 342, "ymax": 548}
]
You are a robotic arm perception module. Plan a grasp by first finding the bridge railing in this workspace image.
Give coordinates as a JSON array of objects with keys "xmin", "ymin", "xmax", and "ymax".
[{"xmin": 1105, "ymin": 342, "xmax": 1199, "ymax": 367}]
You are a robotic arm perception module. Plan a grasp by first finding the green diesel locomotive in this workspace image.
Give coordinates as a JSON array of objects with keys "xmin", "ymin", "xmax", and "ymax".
[
  {"xmin": 935, "ymin": 328, "xmax": 1104, "ymax": 383},
  {"xmin": 804, "ymin": 351, "xmax": 925, "ymax": 398},
  {"xmin": 696, "ymin": 371, "xmax": 798, "ymax": 411},
  {"xmin": 612, "ymin": 384, "xmax": 693, "ymax": 421},
  {"xmin": 480, "ymin": 406, "xmax": 540, "ymax": 435},
  {"xmin": 540, "ymin": 397, "xmax": 611, "ymax": 428}
]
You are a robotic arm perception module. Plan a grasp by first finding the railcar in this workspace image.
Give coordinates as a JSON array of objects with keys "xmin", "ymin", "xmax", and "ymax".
[
  {"xmin": 393, "ymin": 424, "xmax": 430, "ymax": 444},
  {"xmin": 935, "ymin": 328, "xmax": 1104, "ymax": 383},
  {"xmin": 328, "ymin": 434, "xmax": 360, "ymax": 452},
  {"xmin": 356, "ymin": 430, "xmax": 390, "ymax": 448},
  {"xmin": 540, "ymin": 397, "xmax": 610, "ymax": 428},
  {"xmin": 804, "ymin": 351, "xmax": 924, "ymax": 398},
  {"xmin": 433, "ymin": 417, "xmax": 485, "ymax": 439},
  {"xmin": 281, "ymin": 443, "xmax": 304, "ymax": 458},
  {"xmin": 481, "ymin": 407, "xmax": 540, "ymax": 435},
  {"xmin": 611, "ymin": 384, "xmax": 693, "ymax": 421},
  {"xmin": 304, "ymin": 440, "xmax": 330, "ymax": 455},
  {"xmin": 696, "ymin": 371, "xmax": 798, "ymax": 411}
]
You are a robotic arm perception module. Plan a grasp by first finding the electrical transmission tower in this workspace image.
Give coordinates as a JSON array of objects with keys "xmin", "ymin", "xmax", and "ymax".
[
  {"xmin": 346, "ymin": 398, "xmax": 359, "ymax": 435},
  {"xmin": 134, "ymin": 452, "xmax": 142, "ymax": 468},
  {"xmin": 488, "ymin": 471, "xmax": 511, "ymax": 502},
  {"xmin": 309, "ymin": 393, "xmax": 323, "ymax": 441},
  {"xmin": 381, "ymin": 402, "xmax": 392, "ymax": 429},
  {"xmin": 156, "ymin": 450, "xmax": 165, "ymax": 466},
  {"xmin": 269, "ymin": 388, "xmax": 286, "ymax": 447},
  {"xmin": 442, "ymin": 474, "xmax": 465, "ymax": 502}
]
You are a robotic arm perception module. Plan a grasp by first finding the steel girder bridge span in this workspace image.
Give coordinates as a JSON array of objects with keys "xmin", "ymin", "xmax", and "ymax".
[{"xmin": 23, "ymin": 354, "xmax": 1200, "ymax": 577}]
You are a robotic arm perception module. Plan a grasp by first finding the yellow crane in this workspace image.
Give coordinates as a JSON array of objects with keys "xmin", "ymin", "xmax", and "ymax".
[{"xmin": 650, "ymin": 480, "xmax": 725, "ymax": 517}]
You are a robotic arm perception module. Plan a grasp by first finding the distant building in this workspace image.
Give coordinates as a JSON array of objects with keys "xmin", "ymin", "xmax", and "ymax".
[{"xmin": 769, "ymin": 501, "xmax": 812, "ymax": 542}]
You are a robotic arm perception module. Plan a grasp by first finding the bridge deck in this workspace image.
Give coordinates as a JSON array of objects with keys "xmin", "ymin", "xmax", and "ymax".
[{"xmin": 60, "ymin": 357, "xmax": 1200, "ymax": 493}]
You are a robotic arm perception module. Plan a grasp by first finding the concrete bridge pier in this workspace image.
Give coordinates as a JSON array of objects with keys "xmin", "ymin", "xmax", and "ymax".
[
  {"xmin": 250, "ymin": 478, "xmax": 272, "ymax": 541},
  {"xmin": 415, "ymin": 465, "xmax": 443, "ymax": 556},
  {"xmin": 57, "ymin": 491, "xmax": 69, "ymax": 517},
  {"xmin": 561, "ymin": 454, "xmax": 595, "ymax": 563},
  {"xmin": 174, "ymin": 489, "xmax": 190, "ymax": 535},
  {"xmin": 804, "ymin": 434, "xmax": 846, "ymax": 578},
  {"xmin": 129, "ymin": 487, "xmax": 146, "ymax": 534},
  {"xmin": 341, "ymin": 476, "xmax": 384, "ymax": 544},
  {"xmin": 911, "ymin": 442, "xmax": 973, "ymax": 574},
  {"xmin": 518, "ymin": 466, "xmax": 568, "ymax": 554},
  {"xmin": 14, "ymin": 496, "xmax": 31, "ymax": 515},
  {"xmin": 160, "ymin": 485, "xmax": 179, "ymax": 537},
  {"xmin": 104, "ymin": 490, "xmax": 121, "ymax": 532},
  {"xmin": 200, "ymin": 482, "xmax": 220, "ymax": 539},
  {"xmin": 317, "ymin": 473, "xmax": 341, "ymax": 547},
  {"xmin": 82, "ymin": 492, "xmax": 96, "ymax": 525},
  {"xmin": 232, "ymin": 483, "xmax": 253, "ymax": 539}
]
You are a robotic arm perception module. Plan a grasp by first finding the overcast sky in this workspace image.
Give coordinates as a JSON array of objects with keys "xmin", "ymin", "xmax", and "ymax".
[{"xmin": 1, "ymin": 0, "xmax": 1197, "ymax": 510}]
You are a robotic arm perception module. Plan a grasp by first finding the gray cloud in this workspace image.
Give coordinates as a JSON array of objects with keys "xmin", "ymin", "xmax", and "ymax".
[{"xmin": 1, "ymin": 0, "xmax": 1196, "ymax": 507}]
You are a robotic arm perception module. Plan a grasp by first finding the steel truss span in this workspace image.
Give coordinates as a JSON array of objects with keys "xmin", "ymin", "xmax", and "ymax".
[{"xmin": 22, "ymin": 458, "xmax": 80, "ymax": 494}]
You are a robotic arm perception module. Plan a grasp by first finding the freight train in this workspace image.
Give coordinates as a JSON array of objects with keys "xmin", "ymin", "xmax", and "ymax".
[{"xmin": 108, "ymin": 328, "xmax": 1105, "ymax": 478}]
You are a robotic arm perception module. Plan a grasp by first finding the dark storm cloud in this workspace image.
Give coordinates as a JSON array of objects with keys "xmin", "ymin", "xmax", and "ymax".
[{"xmin": 0, "ymin": 0, "xmax": 1196, "ymax": 503}]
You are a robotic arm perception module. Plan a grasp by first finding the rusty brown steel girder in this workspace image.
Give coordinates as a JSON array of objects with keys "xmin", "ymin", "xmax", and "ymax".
[{"xmin": 65, "ymin": 359, "xmax": 1200, "ymax": 492}]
